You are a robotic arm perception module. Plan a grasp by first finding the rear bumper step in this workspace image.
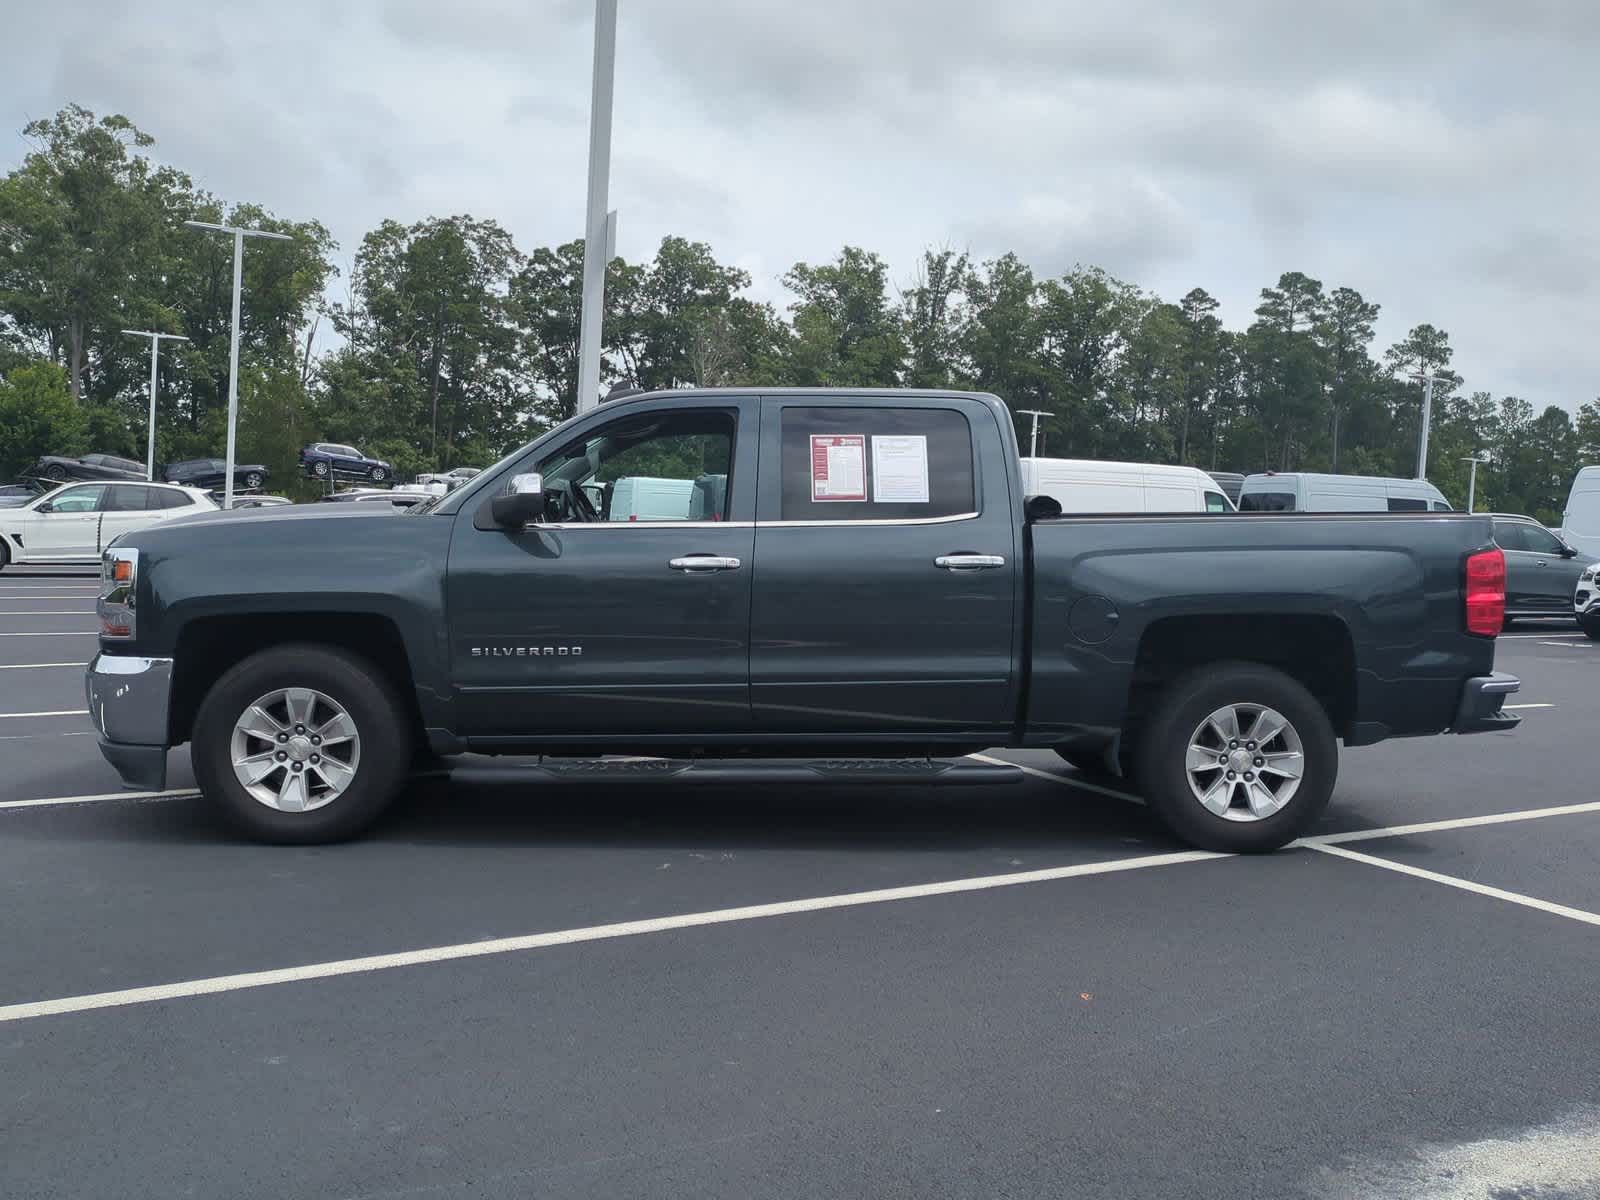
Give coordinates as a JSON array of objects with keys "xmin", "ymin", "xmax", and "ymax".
[
  {"xmin": 439, "ymin": 757, "xmax": 1024, "ymax": 788},
  {"xmin": 1450, "ymin": 671, "xmax": 1521, "ymax": 735}
]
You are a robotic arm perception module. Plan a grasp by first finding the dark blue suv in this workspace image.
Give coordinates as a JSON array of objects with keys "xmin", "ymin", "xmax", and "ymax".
[{"xmin": 299, "ymin": 443, "xmax": 393, "ymax": 483}]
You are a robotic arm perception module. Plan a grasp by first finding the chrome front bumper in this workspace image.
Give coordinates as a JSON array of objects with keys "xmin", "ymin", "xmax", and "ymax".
[{"xmin": 86, "ymin": 654, "xmax": 173, "ymax": 790}]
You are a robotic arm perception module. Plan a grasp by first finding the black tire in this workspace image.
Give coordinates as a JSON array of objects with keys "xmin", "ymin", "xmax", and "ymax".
[
  {"xmin": 191, "ymin": 643, "xmax": 411, "ymax": 844},
  {"xmin": 243, "ymin": 471, "xmax": 264, "ymax": 490},
  {"xmin": 312, "ymin": 460, "xmax": 330, "ymax": 479},
  {"xmin": 43, "ymin": 464, "xmax": 66, "ymax": 481},
  {"xmin": 0, "ymin": 539, "xmax": 9, "ymax": 572},
  {"xmin": 1136, "ymin": 661, "xmax": 1336, "ymax": 853},
  {"xmin": 368, "ymin": 466, "xmax": 388, "ymax": 484},
  {"xmin": 1582, "ymin": 616, "xmax": 1600, "ymax": 642}
]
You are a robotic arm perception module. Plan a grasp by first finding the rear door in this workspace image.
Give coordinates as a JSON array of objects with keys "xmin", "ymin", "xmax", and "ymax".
[
  {"xmin": 447, "ymin": 398, "xmax": 757, "ymax": 737},
  {"xmin": 98, "ymin": 484, "xmax": 159, "ymax": 548},
  {"xmin": 749, "ymin": 396, "xmax": 1021, "ymax": 737}
]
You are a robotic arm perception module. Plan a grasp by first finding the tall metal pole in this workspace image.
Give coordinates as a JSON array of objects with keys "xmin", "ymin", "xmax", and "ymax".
[
  {"xmin": 122, "ymin": 330, "xmax": 190, "ymax": 480},
  {"xmin": 1462, "ymin": 454, "xmax": 1484, "ymax": 513},
  {"xmin": 576, "ymin": 0, "xmax": 618, "ymax": 415},
  {"xmin": 1412, "ymin": 370, "xmax": 1436, "ymax": 480},
  {"xmin": 225, "ymin": 230, "xmax": 245, "ymax": 511},
  {"xmin": 147, "ymin": 336, "xmax": 160, "ymax": 478},
  {"xmin": 184, "ymin": 221, "xmax": 291, "ymax": 507},
  {"xmin": 1017, "ymin": 409, "xmax": 1051, "ymax": 457}
]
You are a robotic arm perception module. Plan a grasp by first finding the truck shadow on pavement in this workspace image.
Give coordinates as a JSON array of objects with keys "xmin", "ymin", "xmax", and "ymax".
[{"xmin": 39, "ymin": 773, "xmax": 1181, "ymax": 855}]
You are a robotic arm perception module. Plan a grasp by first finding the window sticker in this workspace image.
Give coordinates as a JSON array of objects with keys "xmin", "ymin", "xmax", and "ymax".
[
  {"xmin": 810, "ymin": 434, "xmax": 867, "ymax": 501},
  {"xmin": 871, "ymin": 435, "xmax": 929, "ymax": 503}
]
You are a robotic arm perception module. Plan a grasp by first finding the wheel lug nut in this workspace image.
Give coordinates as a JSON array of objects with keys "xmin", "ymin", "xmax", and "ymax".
[
  {"xmin": 1218, "ymin": 754, "xmax": 1228, "ymax": 764},
  {"xmin": 310, "ymin": 735, "xmax": 321, "ymax": 745},
  {"xmin": 310, "ymin": 754, "xmax": 320, "ymax": 764},
  {"xmin": 294, "ymin": 724, "xmax": 305, "ymax": 734},
  {"xmin": 275, "ymin": 751, "xmax": 286, "ymax": 761},
  {"xmin": 1229, "ymin": 740, "xmax": 1238, "ymax": 749},
  {"xmin": 291, "ymin": 762, "xmax": 302, "ymax": 772},
  {"xmin": 1254, "ymin": 757, "xmax": 1264, "ymax": 767},
  {"xmin": 1227, "ymin": 770, "xmax": 1236, "ymax": 779},
  {"xmin": 1244, "ymin": 771, "xmax": 1254, "ymax": 781},
  {"xmin": 1246, "ymin": 741, "xmax": 1256, "ymax": 750},
  {"xmin": 276, "ymin": 733, "xmax": 288, "ymax": 743}
]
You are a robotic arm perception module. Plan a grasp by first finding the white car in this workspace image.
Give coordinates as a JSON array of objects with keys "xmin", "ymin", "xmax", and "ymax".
[
  {"xmin": 1575, "ymin": 563, "xmax": 1600, "ymax": 640},
  {"xmin": 414, "ymin": 467, "xmax": 479, "ymax": 489},
  {"xmin": 0, "ymin": 481, "xmax": 217, "ymax": 569}
]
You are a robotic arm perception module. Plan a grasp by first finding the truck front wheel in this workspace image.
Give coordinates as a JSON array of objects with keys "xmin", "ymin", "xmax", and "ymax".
[
  {"xmin": 192, "ymin": 644, "xmax": 411, "ymax": 843},
  {"xmin": 1136, "ymin": 661, "xmax": 1336, "ymax": 853}
]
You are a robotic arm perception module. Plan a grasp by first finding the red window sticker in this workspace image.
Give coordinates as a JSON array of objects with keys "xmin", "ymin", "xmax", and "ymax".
[{"xmin": 809, "ymin": 434, "xmax": 867, "ymax": 501}]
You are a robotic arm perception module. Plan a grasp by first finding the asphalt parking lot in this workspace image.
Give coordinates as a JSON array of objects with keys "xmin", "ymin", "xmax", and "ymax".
[{"xmin": 3, "ymin": 568, "xmax": 1599, "ymax": 1199}]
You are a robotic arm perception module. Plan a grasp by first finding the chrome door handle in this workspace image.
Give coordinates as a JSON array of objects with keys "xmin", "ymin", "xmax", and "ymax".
[
  {"xmin": 669, "ymin": 555, "xmax": 742, "ymax": 572},
  {"xmin": 935, "ymin": 554, "xmax": 1006, "ymax": 570}
]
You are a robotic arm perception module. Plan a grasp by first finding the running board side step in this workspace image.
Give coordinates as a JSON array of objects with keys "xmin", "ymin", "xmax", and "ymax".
[{"xmin": 440, "ymin": 757, "xmax": 1024, "ymax": 788}]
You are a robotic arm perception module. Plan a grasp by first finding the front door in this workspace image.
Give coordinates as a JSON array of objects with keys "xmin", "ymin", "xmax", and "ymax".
[
  {"xmin": 447, "ymin": 400, "xmax": 757, "ymax": 739},
  {"xmin": 26, "ymin": 484, "xmax": 106, "ymax": 560},
  {"xmin": 749, "ymin": 398, "xmax": 1021, "ymax": 737}
]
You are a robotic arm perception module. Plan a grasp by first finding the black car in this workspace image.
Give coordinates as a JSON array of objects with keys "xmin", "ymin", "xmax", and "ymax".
[
  {"xmin": 299, "ymin": 442, "xmax": 394, "ymax": 483},
  {"xmin": 164, "ymin": 458, "xmax": 270, "ymax": 491},
  {"xmin": 1490, "ymin": 513, "xmax": 1594, "ymax": 622},
  {"xmin": 26, "ymin": 453, "xmax": 145, "ymax": 483}
]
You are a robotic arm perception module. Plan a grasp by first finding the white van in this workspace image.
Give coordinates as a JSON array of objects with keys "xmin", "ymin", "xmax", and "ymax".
[
  {"xmin": 1237, "ymin": 472, "xmax": 1451, "ymax": 513},
  {"xmin": 1019, "ymin": 458, "xmax": 1234, "ymax": 513},
  {"xmin": 1560, "ymin": 466, "xmax": 1600, "ymax": 557}
]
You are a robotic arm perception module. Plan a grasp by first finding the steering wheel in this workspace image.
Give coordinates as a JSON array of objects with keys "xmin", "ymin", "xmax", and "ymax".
[{"xmin": 556, "ymin": 478, "xmax": 599, "ymax": 522}]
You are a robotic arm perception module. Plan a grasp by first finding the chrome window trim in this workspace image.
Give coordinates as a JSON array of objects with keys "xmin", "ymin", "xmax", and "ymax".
[{"xmin": 526, "ymin": 511, "xmax": 980, "ymax": 532}]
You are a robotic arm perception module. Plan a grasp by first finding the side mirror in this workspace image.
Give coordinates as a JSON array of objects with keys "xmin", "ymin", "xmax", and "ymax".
[
  {"xmin": 1560, "ymin": 544, "xmax": 1579, "ymax": 559},
  {"xmin": 34, "ymin": 502, "xmax": 53, "ymax": 514},
  {"xmin": 490, "ymin": 472, "xmax": 545, "ymax": 529}
]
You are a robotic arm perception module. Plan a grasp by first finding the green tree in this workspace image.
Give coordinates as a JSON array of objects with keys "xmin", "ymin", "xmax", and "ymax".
[
  {"xmin": 0, "ymin": 361, "xmax": 87, "ymax": 478},
  {"xmin": 781, "ymin": 246, "xmax": 904, "ymax": 387}
]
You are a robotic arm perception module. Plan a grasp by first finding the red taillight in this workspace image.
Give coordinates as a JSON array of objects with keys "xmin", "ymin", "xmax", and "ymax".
[{"xmin": 1465, "ymin": 548, "xmax": 1505, "ymax": 636}]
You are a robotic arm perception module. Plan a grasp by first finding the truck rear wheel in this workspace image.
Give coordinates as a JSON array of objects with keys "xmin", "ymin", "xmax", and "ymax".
[
  {"xmin": 192, "ymin": 644, "xmax": 411, "ymax": 844},
  {"xmin": 1136, "ymin": 661, "xmax": 1335, "ymax": 853}
]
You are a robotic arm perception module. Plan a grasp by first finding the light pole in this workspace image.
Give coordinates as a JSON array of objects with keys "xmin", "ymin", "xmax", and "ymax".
[
  {"xmin": 183, "ymin": 220, "xmax": 292, "ymax": 508},
  {"xmin": 121, "ymin": 329, "xmax": 190, "ymax": 479},
  {"xmin": 1016, "ymin": 409, "xmax": 1052, "ymax": 457},
  {"xmin": 1461, "ymin": 453, "xmax": 1489, "ymax": 513},
  {"xmin": 576, "ymin": 0, "xmax": 618, "ymax": 415},
  {"xmin": 1408, "ymin": 369, "xmax": 1437, "ymax": 480}
]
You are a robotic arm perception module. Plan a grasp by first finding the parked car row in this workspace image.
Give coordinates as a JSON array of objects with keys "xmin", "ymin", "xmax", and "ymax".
[{"xmin": 21, "ymin": 453, "xmax": 270, "ymax": 491}]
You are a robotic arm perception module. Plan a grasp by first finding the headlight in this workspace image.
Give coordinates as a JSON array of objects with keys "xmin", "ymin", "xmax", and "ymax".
[{"xmin": 99, "ymin": 547, "xmax": 138, "ymax": 639}]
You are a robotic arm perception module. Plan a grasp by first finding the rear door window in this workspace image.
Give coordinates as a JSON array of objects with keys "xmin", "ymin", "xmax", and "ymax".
[
  {"xmin": 1240, "ymin": 491, "xmax": 1295, "ymax": 511},
  {"xmin": 1386, "ymin": 497, "xmax": 1428, "ymax": 512},
  {"xmin": 1204, "ymin": 491, "xmax": 1231, "ymax": 513},
  {"xmin": 105, "ymin": 485, "xmax": 153, "ymax": 512},
  {"xmin": 157, "ymin": 489, "xmax": 194, "ymax": 510},
  {"xmin": 777, "ymin": 407, "xmax": 974, "ymax": 521}
]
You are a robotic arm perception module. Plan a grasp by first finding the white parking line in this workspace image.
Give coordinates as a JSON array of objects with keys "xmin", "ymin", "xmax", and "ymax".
[
  {"xmin": 1309, "ymin": 842, "xmax": 1600, "ymax": 929},
  {"xmin": 1499, "ymin": 633, "xmax": 1586, "ymax": 640},
  {"xmin": 0, "ymin": 709, "xmax": 88, "ymax": 719},
  {"xmin": 1504, "ymin": 703, "xmax": 1554, "ymax": 710},
  {"xmin": 0, "ymin": 662, "xmax": 86, "ymax": 670},
  {"xmin": 0, "ymin": 610, "xmax": 96, "ymax": 615},
  {"xmin": 0, "ymin": 593, "xmax": 100, "ymax": 598},
  {"xmin": 1539, "ymin": 641, "xmax": 1595, "ymax": 649},
  {"xmin": 1302, "ymin": 800, "xmax": 1600, "ymax": 846},
  {"xmin": 0, "ymin": 848, "xmax": 1230, "ymax": 1024},
  {"xmin": 0, "ymin": 788, "xmax": 199, "ymax": 811},
  {"xmin": 0, "ymin": 631, "xmax": 97, "ymax": 637},
  {"xmin": 967, "ymin": 752, "xmax": 1144, "ymax": 804}
]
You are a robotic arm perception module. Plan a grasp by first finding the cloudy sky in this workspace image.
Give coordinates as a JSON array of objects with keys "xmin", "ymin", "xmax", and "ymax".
[{"xmin": 3, "ymin": 0, "xmax": 1596, "ymax": 408}]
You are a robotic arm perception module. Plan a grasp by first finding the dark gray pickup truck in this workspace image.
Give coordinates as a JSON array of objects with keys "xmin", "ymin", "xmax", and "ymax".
[{"xmin": 87, "ymin": 388, "xmax": 1519, "ymax": 852}]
